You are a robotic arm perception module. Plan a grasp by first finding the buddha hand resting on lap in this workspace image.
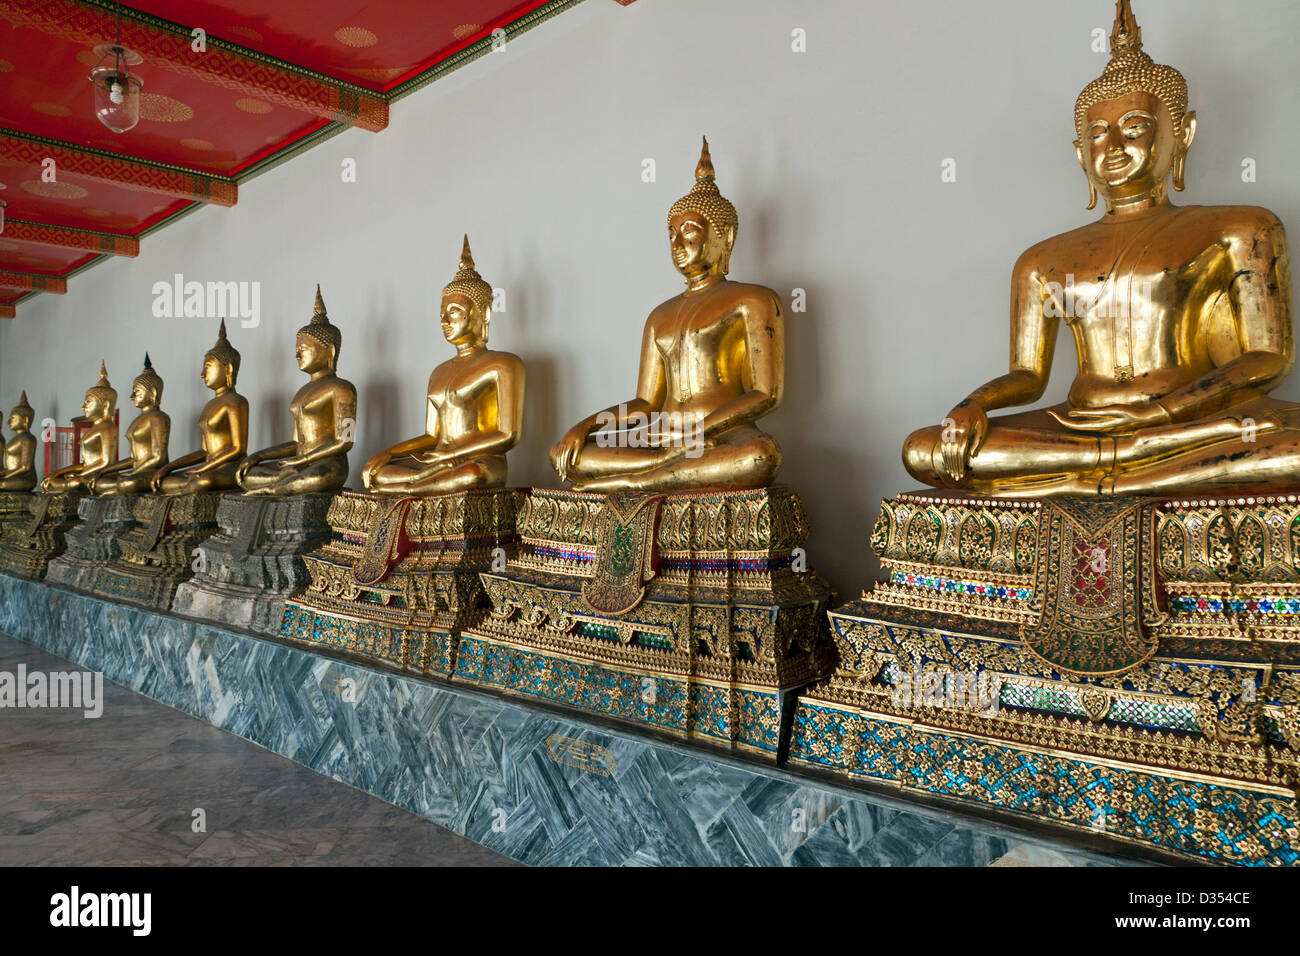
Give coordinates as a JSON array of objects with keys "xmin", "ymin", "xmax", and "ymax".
[
  {"xmin": 904, "ymin": 0, "xmax": 1298, "ymax": 497},
  {"xmin": 549, "ymin": 137, "xmax": 783, "ymax": 493},
  {"xmin": 362, "ymin": 237, "xmax": 524, "ymax": 495},
  {"xmin": 236, "ymin": 286, "xmax": 356, "ymax": 497},
  {"xmin": 151, "ymin": 320, "xmax": 249, "ymax": 496},
  {"xmin": 42, "ymin": 363, "xmax": 118, "ymax": 493},
  {"xmin": 90, "ymin": 354, "xmax": 170, "ymax": 497},
  {"xmin": 0, "ymin": 392, "xmax": 37, "ymax": 492}
]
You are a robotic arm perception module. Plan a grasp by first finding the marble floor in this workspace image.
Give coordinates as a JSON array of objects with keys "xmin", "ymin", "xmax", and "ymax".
[{"xmin": 0, "ymin": 633, "xmax": 516, "ymax": 866}]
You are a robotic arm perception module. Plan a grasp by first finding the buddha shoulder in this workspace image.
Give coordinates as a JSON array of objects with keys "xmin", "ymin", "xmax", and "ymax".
[
  {"xmin": 722, "ymin": 280, "xmax": 783, "ymax": 316},
  {"xmin": 478, "ymin": 347, "xmax": 525, "ymax": 379},
  {"xmin": 1011, "ymin": 205, "xmax": 1287, "ymax": 277},
  {"xmin": 211, "ymin": 389, "xmax": 249, "ymax": 411},
  {"xmin": 1197, "ymin": 204, "xmax": 1288, "ymax": 250},
  {"xmin": 1139, "ymin": 203, "xmax": 1286, "ymax": 242},
  {"xmin": 649, "ymin": 281, "xmax": 782, "ymax": 322}
]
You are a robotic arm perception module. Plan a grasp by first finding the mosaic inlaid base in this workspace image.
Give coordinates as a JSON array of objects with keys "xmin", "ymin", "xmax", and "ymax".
[
  {"xmin": 280, "ymin": 488, "xmax": 523, "ymax": 677},
  {"xmin": 790, "ymin": 489, "xmax": 1300, "ymax": 866},
  {"xmin": 94, "ymin": 492, "xmax": 221, "ymax": 609},
  {"xmin": 172, "ymin": 492, "xmax": 333, "ymax": 634},
  {"xmin": 0, "ymin": 573, "xmax": 1144, "ymax": 867},
  {"xmin": 0, "ymin": 489, "xmax": 86, "ymax": 580},
  {"xmin": 457, "ymin": 487, "xmax": 838, "ymax": 758},
  {"xmin": 45, "ymin": 494, "xmax": 139, "ymax": 592}
]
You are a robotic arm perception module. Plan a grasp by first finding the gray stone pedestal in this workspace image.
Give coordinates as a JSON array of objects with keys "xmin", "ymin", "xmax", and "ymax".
[
  {"xmin": 46, "ymin": 495, "xmax": 139, "ymax": 592},
  {"xmin": 172, "ymin": 492, "xmax": 334, "ymax": 634}
]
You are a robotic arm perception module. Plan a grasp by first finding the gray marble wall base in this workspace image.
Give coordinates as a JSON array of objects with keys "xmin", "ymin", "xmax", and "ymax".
[
  {"xmin": 172, "ymin": 492, "xmax": 333, "ymax": 634},
  {"xmin": 46, "ymin": 495, "xmax": 139, "ymax": 592},
  {"xmin": 0, "ymin": 572, "xmax": 1150, "ymax": 867}
]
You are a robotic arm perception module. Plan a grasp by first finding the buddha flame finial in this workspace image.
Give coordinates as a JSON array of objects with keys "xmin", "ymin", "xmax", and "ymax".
[
  {"xmin": 313, "ymin": 283, "xmax": 327, "ymax": 318},
  {"xmin": 444, "ymin": 234, "xmax": 494, "ymax": 325},
  {"xmin": 1111, "ymin": 0, "xmax": 1142, "ymax": 54},
  {"xmin": 1075, "ymin": 0, "xmax": 1188, "ymax": 139},
  {"xmin": 97, "ymin": 360, "xmax": 109, "ymax": 387},
  {"xmin": 15, "ymin": 390, "xmax": 33, "ymax": 420},
  {"xmin": 143, "ymin": 352, "xmax": 152, "ymax": 370},
  {"xmin": 695, "ymin": 136, "xmax": 716, "ymax": 184}
]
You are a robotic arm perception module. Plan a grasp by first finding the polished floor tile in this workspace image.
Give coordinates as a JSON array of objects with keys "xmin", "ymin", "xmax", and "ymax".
[{"xmin": 0, "ymin": 634, "xmax": 517, "ymax": 867}]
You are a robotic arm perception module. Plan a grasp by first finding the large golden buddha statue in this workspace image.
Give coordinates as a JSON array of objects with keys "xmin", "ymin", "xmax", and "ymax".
[
  {"xmin": 904, "ymin": 0, "xmax": 1296, "ymax": 497},
  {"xmin": 237, "ymin": 286, "xmax": 356, "ymax": 497},
  {"xmin": 549, "ymin": 138, "xmax": 783, "ymax": 492},
  {"xmin": 152, "ymin": 320, "xmax": 249, "ymax": 495},
  {"xmin": 91, "ymin": 354, "xmax": 170, "ymax": 497},
  {"xmin": 42, "ymin": 362, "xmax": 118, "ymax": 493},
  {"xmin": 0, "ymin": 391, "xmax": 37, "ymax": 492},
  {"xmin": 362, "ymin": 237, "xmax": 524, "ymax": 494}
]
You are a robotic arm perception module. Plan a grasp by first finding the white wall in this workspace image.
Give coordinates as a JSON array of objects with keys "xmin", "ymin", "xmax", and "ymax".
[{"xmin": 4, "ymin": 0, "xmax": 1299, "ymax": 597}]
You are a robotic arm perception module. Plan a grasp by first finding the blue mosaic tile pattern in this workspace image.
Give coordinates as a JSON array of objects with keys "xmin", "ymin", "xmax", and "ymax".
[
  {"xmin": 0, "ymin": 572, "xmax": 1138, "ymax": 867},
  {"xmin": 890, "ymin": 569, "xmax": 1032, "ymax": 602},
  {"xmin": 1170, "ymin": 595, "xmax": 1300, "ymax": 616},
  {"xmin": 791, "ymin": 697, "xmax": 1299, "ymax": 867}
]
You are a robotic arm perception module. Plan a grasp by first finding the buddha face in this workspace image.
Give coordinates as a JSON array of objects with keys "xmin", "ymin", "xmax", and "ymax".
[
  {"xmin": 440, "ymin": 291, "xmax": 478, "ymax": 346},
  {"xmin": 201, "ymin": 355, "xmax": 226, "ymax": 390},
  {"xmin": 131, "ymin": 382, "xmax": 150, "ymax": 409},
  {"xmin": 296, "ymin": 333, "xmax": 331, "ymax": 374},
  {"xmin": 669, "ymin": 212, "xmax": 729, "ymax": 279},
  {"xmin": 1080, "ymin": 90, "xmax": 1192, "ymax": 201},
  {"xmin": 8, "ymin": 411, "xmax": 25, "ymax": 432},
  {"xmin": 82, "ymin": 392, "xmax": 103, "ymax": 419}
]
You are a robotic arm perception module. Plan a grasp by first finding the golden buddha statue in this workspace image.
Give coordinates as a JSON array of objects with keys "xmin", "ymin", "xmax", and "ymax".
[
  {"xmin": 904, "ymin": 0, "xmax": 1297, "ymax": 497},
  {"xmin": 362, "ymin": 237, "xmax": 524, "ymax": 494},
  {"xmin": 152, "ymin": 320, "xmax": 249, "ymax": 495},
  {"xmin": 549, "ymin": 138, "xmax": 784, "ymax": 492},
  {"xmin": 91, "ymin": 354, "xmax": 170, "ymax": 497},
  {"xmin": 236, "ymin": 286, "xmax": 356, "ymax": 497},
  {"xmin": 0, "ymin": 391, "xmax": 37, "ymax": 492},
  {"xmin": 41, "ymin": 362, "xmax": 118, "ymax": 493}
]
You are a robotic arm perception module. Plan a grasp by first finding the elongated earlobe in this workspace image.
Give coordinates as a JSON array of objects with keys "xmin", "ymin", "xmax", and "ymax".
[
  {"xmin": 1173, "ymin": 111, "xmax": 1197, "ymax": 193},
  {"xmin": 1074, "ymin": 140, "xmax": 1098, "ymax": 210}
]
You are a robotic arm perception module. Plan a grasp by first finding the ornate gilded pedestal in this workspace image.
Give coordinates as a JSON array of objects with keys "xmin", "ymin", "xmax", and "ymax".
[
  {"xmin": 0, "ymin": 490, "xmax": 87, "ymax": 580},
  {"xmin": 172, "ymin": 492, "xmax": 334, "ymax": 634},
  {"xmin": 789, "ymin": 490, "xmax": 1300, "ymax": 866},
  {"xmin": 45, "ymin": 494, "xmax": 139, "ymax": 592},
  {"xmin": 0, "ymin": 491, "xmax": 33, "ymax": 539},
  {"xmin": 456, "ymin": 487, "xmax": 837, "ymax": 757},
  {"xmin": 94, "ymin": 492, "xmax": 221, "ymax": 609},
  {"xmin": 280, "ymin": 488, "xmax": 522, "ymax": 676}
]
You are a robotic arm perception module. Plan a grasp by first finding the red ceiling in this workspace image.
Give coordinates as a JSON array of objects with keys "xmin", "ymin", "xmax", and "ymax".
[
  {"xmin": 131, "ymin": 1, "xmax": 558, "ymax": 92},
  {"xmin": 0, "ymin": 15, "xmax": 331, "ymax": 176},
  {"xmin": 0, "ymin": 0, "xmax": 575, "ymax": 307}
]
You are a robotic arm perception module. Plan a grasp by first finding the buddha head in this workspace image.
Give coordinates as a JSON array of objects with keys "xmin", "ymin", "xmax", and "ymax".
[
  {"xmin": 82, "ymin": 361, "xmax": 116, "ymax": 420},
  {"xmin": 297, "ymin": 285, "xmax": 342, "ymax": 374},
  {"xmin": 668, "ymin": 137, "xmax": 738, "ymax": 282},
  {"xmin": 441, "ymin": 235, "xmax": 493, "ymax": 348},
  {"xmin": 202, "ymin": 319, "xmax": 241, "ymax": 390},
  {"xmin": 8, "ymin": 391, "xmax": 33, "ymax": 434},
  {"xmin": 1074, "ymin": 0, "xmax": 1196, "ymax": 210},
  {"xmin": 131, "ymin": 353, "xmax": 164, "ymax": 409}
]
